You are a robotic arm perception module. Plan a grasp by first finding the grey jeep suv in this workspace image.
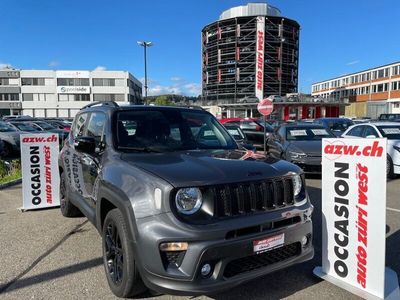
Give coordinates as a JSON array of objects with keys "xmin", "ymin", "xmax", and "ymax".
[{"xmin": 59, "ymin": 102, "xmax": 313, "ymax": 298}]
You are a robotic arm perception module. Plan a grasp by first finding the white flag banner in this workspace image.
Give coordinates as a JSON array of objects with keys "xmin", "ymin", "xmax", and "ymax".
[
  {"xmin": 20, "ymin": 133, "xmax": 60, "ymax": 210},
  {"xmin": 314, "ymin": 138, "xmax": 400, "ymax": 299}
]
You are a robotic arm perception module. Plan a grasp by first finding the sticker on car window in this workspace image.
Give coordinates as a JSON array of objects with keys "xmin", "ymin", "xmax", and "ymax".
[
  {"xmin": 311, "ymin": 129, "xmax": 329, "ymax": 135},
  {"xmin": 228, "ymin": 129, "xmax": 239, "ymax": 135},
  {"xmin": 382, "ymin": 128, "xmax": 400, "ymax": 134},
  {"xmin": 289, "ymin": 130, "xmax": 307, "ymax": 136}
]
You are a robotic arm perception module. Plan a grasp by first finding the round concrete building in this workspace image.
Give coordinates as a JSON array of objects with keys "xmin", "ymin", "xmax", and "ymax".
[{"xmin": 201, "ymin": 3, "xmax": 300, "ymax": 104}]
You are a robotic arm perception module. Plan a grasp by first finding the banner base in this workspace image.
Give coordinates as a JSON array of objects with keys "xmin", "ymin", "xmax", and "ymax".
[{"xmin": 313, "ymin": 266, "xmax": 400, "ymax": 300}]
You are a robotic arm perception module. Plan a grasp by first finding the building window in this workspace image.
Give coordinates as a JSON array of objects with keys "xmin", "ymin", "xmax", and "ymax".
[
  {"xmin": 0, "ymin": 93, "xmax": 19, "ymax": 101},
  {"xmin": 392, "ymin": 66, "xmax": 400, "ymax": 76},
  {"xmin": 372, "ymin": 85, "xmax": 377, "ymax": 93},
  {"xmin": 21, "ymin": 78, "xmax": 45, "ymax": 86},
  {"xmin": 93, "ymin": 94, "xmax": 125, "ymax": 101},
  {"xmin": 93, "ymin": 78, "xmax": 116, "ymax": 86},
  {"xmin": 394, "ymin": 103, "xmax": 400, "ymax": 108},
  {"xmin": 392, "ymin": 82, "xmax": 398, "ymax": 90},
  {"xmin": 0, "ymin": 78, "xmax": 9, "ymax": 85},
  {"xmin": 23, "ymin": 93, "xmax": 33, "ymax": 101},
  {"xmin": 57, "ymin": 78, "xmax": 90, "ymax": 86},
  {"xmin": 74, "ymin": 94, "xmax": 90, "ymax": 101}
]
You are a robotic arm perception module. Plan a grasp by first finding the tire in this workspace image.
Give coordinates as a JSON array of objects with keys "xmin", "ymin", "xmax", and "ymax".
[
  {"xmin": 60, "ymin": 171, "xmax": 83, "ymax": 217},
  {"xmin": 102, "ymin": 208, "xmax": 146, "ymax": 298},
  {"xmin": 387, "ymin": 154, "xmax": 395, "ymax": 179},
  {"xmin": 2, "ymin": 142, "xmax": 13, "ymax": 158}
]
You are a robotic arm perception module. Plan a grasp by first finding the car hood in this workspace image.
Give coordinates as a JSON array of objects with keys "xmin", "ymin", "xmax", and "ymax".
[
  {"xmin": 287, "ymin": 140, "xmax": 322, "ymax": 156},
  {"xmin": 120, "ymin": 149, "xmax": 300, "ymax": 187}
]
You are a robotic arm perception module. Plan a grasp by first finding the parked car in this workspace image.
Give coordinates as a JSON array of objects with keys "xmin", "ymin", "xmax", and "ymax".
[
  {"xmin": 42, "ymin": 119, "xmax": 71, "ymax": 132},
  {"xmin": 314, "ymin": 117, "xmax": 354, "ymax": 137},
  {"xmin": 12, "ymin": 120, "xmax": 69, "ymax": 142},
  {"xmin": 342, "ymin": 122, "xmax": 400, "ymax": 178},
  {"xmin": 220, "ymin": 118, "xmax": 274, "ymax": 149},
  {"xmin": 237, "ymin": 96, "xmax": 259, "ymax": 103},
  {"xmin": 0, "ymin": 121, "xmax": 23, "ymax": 158},
  {"xmin": 378, "ymin": 113, "xmax": 400, "ymax": 122},
  {"xmin": 59, "ymin": 102, "xmax": 314, "ymax": 297},
  {"xmin": 267, "ymin": 95, "xmax": 283, "ymax": 102},
  {"xmin": 8, "ymin": 121, "xmax": 41, "ymax": 132},
  {"xmin": 223, "ymin": 124, "xmax": 256, "ymax": 151},
  {"xmin": 267, "ymin": 123, "xmax": 336, "ymax": 173}
]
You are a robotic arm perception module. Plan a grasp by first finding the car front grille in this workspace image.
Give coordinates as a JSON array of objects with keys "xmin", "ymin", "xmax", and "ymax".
[
  {"xmin": 223, "ymin": 242, "xmax": 301, "ymax": 278},
  {"xmin": 206, "ymin": 177, "xmax": 295, "ymax": 218}
]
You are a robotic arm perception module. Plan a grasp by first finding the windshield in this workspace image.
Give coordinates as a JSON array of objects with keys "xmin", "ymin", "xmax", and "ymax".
[
  {"xmin": 34, "ymin": 121, "xmax": 55, "ymax": 130},
  {"xmin": 224, "ymin": 126, "xmax": 245, "ymax": 140},
  {"xmin": 0, "ymin": 122, "xmax": 17, "ymax": 132},
  {"xmin": 377, "ymin": 125, "xmax": 400, "ymax": 140},
  {"xmin": 115, "ymin": 109, "xmax": 237, "ymax": 152},
  {"xmin": 11, "ymin": 122, "xmax": 39, "ymax": 132},
  {"xmin": 286, "ymin": 127, "xmax": 335, "ymax": 140}
]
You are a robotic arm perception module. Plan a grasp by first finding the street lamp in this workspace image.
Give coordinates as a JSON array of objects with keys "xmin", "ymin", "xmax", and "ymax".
[{"xmin": 137, "ymin": 41, "xmax": 153, "ymax": 105}]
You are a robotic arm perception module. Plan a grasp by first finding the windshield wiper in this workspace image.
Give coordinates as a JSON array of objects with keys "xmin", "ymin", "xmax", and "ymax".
[{"xmin": 117, "ymin": 146, "xmax": 163, "ymax": 153}]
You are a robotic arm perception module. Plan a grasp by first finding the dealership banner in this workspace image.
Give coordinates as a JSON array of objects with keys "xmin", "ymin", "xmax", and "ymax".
[
  {"xmin": 20, "ymin": 133, "xmax": 60, "ymax": 210},
  {"xmin": 314, "ymin": 138, "xmax": 392, "ymax": 299},
  {"xmin": 255, "ymin": 16, "xmax": 265, "ymax": 101}
]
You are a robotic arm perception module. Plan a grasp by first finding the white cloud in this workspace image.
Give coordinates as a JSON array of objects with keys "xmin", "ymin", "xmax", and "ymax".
[
  {"xmin": 170, "ymin": 76, "xmax": 183, "ymax": 82},
  {"xmin": 48, "ymin": 60, "xmax": 60, "ymax": 68},
  {"xmin": 93, "ymin": 65, "xmax": 107, "ymax": 71},
  {"xmin": 148, "ymin": 85, "xmax": 182, "ymax": 96},
  {"xmin": 0, "ymin": 63, "xmax": 13, "ymax": 69},
  {"xmin": 346, "ymin": 60, "xmax": 360, "ymax": 66},
  {"xmin": 183, "ymin": 83, "xmax": 201, "ymax": 96}
]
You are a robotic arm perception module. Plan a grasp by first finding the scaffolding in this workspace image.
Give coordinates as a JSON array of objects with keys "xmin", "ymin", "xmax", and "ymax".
[{"xmin": 202, "ymin": 15, "xmax": 299, "ymax": 103}]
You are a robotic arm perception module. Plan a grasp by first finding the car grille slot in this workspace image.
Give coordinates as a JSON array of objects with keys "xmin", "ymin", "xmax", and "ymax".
[
  {"xmin": 223, "ymin": 242, "xmax": 301, "ymax": 278},
  {"xmin": 211, "ymin": 178, "xmax": 295, "ymax": 219}
]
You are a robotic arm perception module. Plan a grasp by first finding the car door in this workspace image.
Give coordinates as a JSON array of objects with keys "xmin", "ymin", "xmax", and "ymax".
[
  {"xmin": 79, "ymin": 112, "xmax": 107, "ymax": 208},
  {"xmin": 67, "ymin": 112, "xmax": 89, "ymax": 204}
]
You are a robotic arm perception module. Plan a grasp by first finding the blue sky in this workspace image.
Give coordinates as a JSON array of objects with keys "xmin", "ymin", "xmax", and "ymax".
[{"xmin": 1, "ymin": 0, "xmax": 399, "ymax": 95}]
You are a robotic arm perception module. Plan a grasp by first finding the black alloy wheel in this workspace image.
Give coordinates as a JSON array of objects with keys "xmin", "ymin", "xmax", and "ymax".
[
  {"xmin": 105, "ymin": 220, "xmax": 124, "ymax": 286},
  {"xmin": 102, "ymin": 209, "xmax": 146, "ymax": 297}
]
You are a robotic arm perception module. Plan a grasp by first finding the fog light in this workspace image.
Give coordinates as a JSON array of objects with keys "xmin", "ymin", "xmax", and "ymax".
[
  {"xmin": 201, "ymin": 263, "xmax": 212, "ymax": 277},
  {"xmin": 159, "ymin": 242, "xmax": 188, "ymax": 252},
  {"xmin": 301, "ymin": 235, "xmax": 309, "ymax": 247}
]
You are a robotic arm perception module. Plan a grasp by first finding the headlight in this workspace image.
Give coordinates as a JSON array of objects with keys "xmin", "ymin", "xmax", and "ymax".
[
  {"xmin": 288, "ymin": 151, "xmax": 307, "ymax": 159},
  {"xmin": 292, "ymin": 174, "xmax": 302, "ymax": 196},
  {"xmin": 175, "ymin": 188, "xmax": 203, "ymax": 215}
]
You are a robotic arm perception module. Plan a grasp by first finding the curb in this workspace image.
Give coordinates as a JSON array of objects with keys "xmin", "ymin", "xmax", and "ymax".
[{"xmin": 0, "ymin": 178, "xmax": 22, "ymax": 190}]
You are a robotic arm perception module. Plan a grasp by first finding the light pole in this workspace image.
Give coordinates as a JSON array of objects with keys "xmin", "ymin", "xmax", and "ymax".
[{"xmin": 137, "ymin": 41, "xmax": 153, "ymax": 105}]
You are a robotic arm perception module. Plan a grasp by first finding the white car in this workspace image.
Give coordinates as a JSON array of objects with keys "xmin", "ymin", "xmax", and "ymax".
[{"xmin": 342, "ymin": 122, "xmax": 400, "ymax": 178}]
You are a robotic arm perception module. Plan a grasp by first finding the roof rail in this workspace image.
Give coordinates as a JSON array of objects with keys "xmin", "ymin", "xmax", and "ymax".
[
  {"xmin": 81, "ymin": 101, "xmax": 119, "ymax": 110},
  {"xmin": 177, "ymin": 105, "xmax": 205, "ymax": 111}
]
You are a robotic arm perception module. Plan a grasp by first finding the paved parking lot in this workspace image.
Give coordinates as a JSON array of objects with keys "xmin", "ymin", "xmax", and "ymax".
[{"xmin": 0, "ymin": 177, "xmax": 399, "ymax": 300}]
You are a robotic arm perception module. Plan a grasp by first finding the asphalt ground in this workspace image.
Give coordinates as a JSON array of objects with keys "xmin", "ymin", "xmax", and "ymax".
[{"xmin": 0, "ymin": 177, "xmax": 399, "ymax": 300}]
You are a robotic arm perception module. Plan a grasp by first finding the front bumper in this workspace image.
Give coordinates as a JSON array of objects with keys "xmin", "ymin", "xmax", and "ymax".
[{"xmin": 133, "ymin": 201, "xmax": 314, "ymax": 295}]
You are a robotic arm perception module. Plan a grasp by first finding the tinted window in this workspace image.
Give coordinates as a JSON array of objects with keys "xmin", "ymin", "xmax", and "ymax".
[
  {"xmin": 286, "ymin": 127, "xmax": 335, "ymax": 140},
  {"xmin": 346, "ymin": 126, "xmax": 364, "ymax": 137},
  {"xmin": 0, "ymin": 122, "xmax": 17, "ymax": 132},
  {"xmin": 363, "ymin": 126, "xmax": 378, "ymax": 137},
  {"xmin": 377, "ymin": 125, "xmax": 400, "ymax": 140}
]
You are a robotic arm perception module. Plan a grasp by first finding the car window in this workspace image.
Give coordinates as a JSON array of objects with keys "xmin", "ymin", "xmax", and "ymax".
[
  {"xmin": 240, "ymin": 121, "xmax": 258, "ymax": 130},
  {"xmin": 363, "ymin": 126, "xmax": 378, "ymax": 138},
  {"xmin": 72, "ymin": 113, "xmax": 88, "ymax": 138},
  {"xmin": 115, "ymin": 109, "xmax": 236, "ymax": 152},
  {"xmin": 377, "ymin": 125, "xmax": 400, "ymax": 140},
  {"xmin": 346, "ymin": 125, "xmax": 364, "ymax": 137},
  {"xmin": 87, "ymin": 112, "xmax": 106, "ymax": 145}
]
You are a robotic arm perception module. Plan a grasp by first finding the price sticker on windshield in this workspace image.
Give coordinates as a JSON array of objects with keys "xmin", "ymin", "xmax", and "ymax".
[
  {"xmin": 289, "ymin": 130, "xmax": 307, "ymax": 136},
  {"xmin": 311, "ymin": 129, "xmax": 329, "ymax": 135},
  {"xmin": 382, "ymin": 128, "xmax": 400, "ymax": 134}
]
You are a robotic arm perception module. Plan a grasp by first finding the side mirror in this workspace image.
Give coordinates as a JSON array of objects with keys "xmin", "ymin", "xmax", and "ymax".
[{"xmin": 74, "ymin": 136, "xmax": 96, "ymax": 154}]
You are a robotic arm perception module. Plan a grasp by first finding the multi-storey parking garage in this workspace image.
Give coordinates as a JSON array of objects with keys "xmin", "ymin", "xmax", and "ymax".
[{"xmin": 201, "ymin": 3, "xmax": 300, "ymax": 104}]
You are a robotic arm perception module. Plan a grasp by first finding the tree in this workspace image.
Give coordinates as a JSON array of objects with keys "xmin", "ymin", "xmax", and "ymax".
[{"xmin": 154, "ymin": 95, "xmax": 174, "ymax": 106}]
